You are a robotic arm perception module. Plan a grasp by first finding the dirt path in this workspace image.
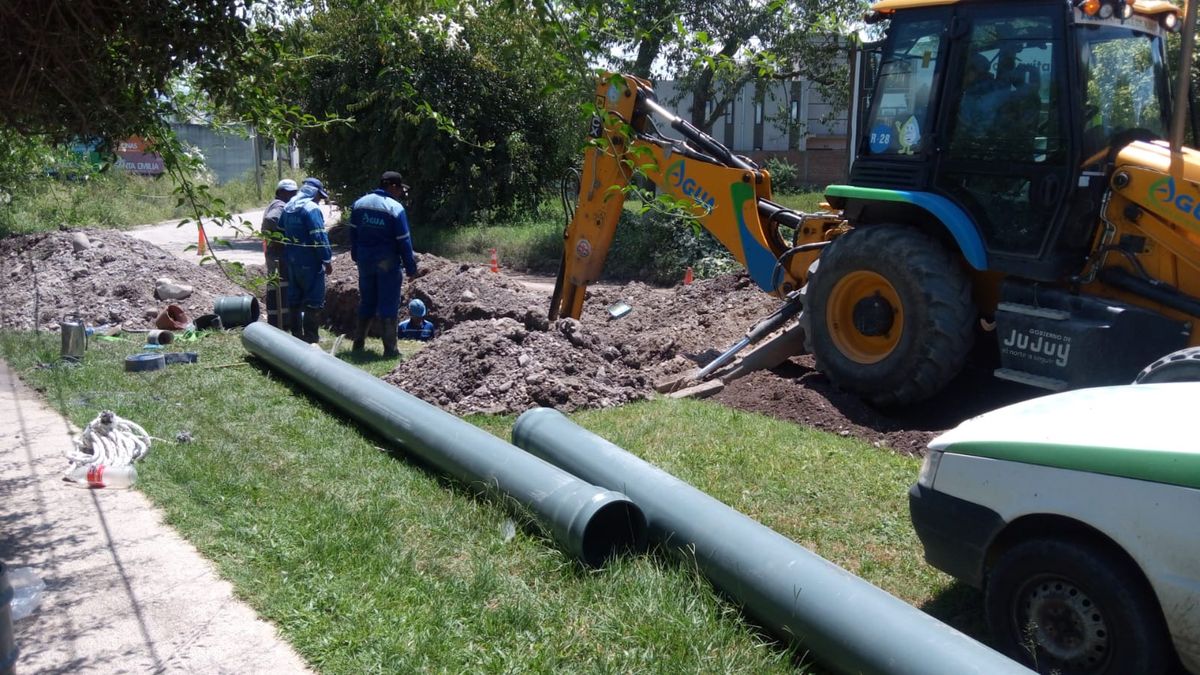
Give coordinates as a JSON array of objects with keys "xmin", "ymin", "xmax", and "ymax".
[{"xmin": 127, "ymin": 205, "xmax": 342, "ymax": 268}]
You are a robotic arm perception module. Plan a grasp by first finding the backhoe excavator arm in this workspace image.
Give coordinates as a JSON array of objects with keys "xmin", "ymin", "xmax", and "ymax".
[{"xmin": 550, "ymin": 73, "xmax": 842, "ymax": 321}]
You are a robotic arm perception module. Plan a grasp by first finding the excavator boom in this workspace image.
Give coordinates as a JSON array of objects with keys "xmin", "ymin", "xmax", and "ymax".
[{"xmin": 550, "ymin": 74, "xmax": 841, "ymax": 321}]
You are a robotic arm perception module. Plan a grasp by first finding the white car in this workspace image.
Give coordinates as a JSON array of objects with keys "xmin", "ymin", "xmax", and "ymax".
[{"xmin": 909, "ymin": 383, "xmax": 1200, "ymax": 675}]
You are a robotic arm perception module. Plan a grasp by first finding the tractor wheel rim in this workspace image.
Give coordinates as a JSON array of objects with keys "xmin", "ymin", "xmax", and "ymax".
[
  {"xmin": 825, "ymin": 270, "xmax": 902, "ymax": 364},
  {"xmin": 1015, "ymin": 574, "xmax": 1110, "ymax": 669}
]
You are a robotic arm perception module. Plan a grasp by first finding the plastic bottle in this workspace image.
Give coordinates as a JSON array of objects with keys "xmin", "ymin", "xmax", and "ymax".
[
  {"xmin": 63, "ymin": 464, "xmax": 137, "ymax": 489},
  {"xmin": 7, "ymin": 567, "xmax": 44, "ymax": 622}
]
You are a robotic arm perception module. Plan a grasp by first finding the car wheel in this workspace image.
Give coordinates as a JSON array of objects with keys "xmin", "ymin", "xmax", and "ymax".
[
  {"xmin": 1134, "ymin": 346, "xmax": 1200, "ymax": 384},
  {"xmin": 985, "ymin": 537, "xmax": 1174, "ymax": 674}
]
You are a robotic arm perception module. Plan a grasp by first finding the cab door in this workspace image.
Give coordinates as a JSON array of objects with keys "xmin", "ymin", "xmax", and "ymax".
[{"xmin": 933, "ymin": 3, "xmax": 1075, "ymax": 280}]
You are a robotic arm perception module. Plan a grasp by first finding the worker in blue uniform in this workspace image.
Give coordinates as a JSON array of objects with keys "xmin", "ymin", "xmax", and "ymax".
[
  {"xmin": 280, "ymin": 177, "xmax": 332, "ymax": 344},
  {"xmin": 349, "ymin": 171, "xmax": 419, "ymax": 357},
  {"xmin": 398, "ymin": 298, "xmax": 435, "ymax": 341}
]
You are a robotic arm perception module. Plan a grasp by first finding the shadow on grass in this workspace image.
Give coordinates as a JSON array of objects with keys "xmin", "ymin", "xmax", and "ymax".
[
  {"xmin": 920, "ymin": 579, "xmax": 989, "ymax": 643},
  {"xmin": 335, "ymin": 349, "xmax": 397, "ymax": 366}
]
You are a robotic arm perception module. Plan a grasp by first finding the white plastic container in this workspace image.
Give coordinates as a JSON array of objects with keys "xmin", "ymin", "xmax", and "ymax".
[{"xmin": 63, "ymin": 464, "xmax": 137, "ymax": 489}]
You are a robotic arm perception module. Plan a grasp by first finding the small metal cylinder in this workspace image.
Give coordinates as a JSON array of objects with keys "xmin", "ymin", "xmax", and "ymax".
[{"xmin": 60, "ymin": 315, "xmax": 86, "ymax": 362}]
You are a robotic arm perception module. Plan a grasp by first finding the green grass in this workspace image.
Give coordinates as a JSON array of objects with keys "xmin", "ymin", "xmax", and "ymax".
[
  {"xmin": 0, "ymin": 329, "xmax": 982, "ymax": 672},
  {"xmin": 0, "ymin": 169, "xmax": 305, "ymax": 238}
]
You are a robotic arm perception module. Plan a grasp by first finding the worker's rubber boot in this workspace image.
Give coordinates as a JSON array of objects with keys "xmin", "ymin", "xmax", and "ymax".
[
  {"xmin": 352, "ymin": 317, "xmax": 372, "ymax": 352},
  {"xmin": 289, "ymin": 307, "xmax": 304, "ymax": 340},
  {"xmin": 382, "ymin": 317, "xmax": 400, "ymax": 358},
  {"xmin": 302, "ymin": 309, "xmax": 322, "ymax": 345}
]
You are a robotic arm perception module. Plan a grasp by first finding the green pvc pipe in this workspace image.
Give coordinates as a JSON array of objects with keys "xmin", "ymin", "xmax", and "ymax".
[
  {"xmin": 242, "ymin": 323, "xmax": 646, "ymax": 566},
  {"xmin": 512, "ymin": 407, "xmax": 1032, "ymax": 675}
]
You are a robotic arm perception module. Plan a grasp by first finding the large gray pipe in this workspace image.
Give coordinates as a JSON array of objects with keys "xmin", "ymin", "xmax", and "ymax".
[
  {"xmin": 242, "ymin": 323, "xmax": 646, "ymax": 566},
  {"xmin": 513, "ymin": 408, "xmax": 1031, "ymax": 675}
]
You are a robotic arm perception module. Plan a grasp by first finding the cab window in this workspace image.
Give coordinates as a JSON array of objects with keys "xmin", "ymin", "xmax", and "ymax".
[{"xmin": 862, "ymin": 19, "xmax": 942, "ymax": 157}]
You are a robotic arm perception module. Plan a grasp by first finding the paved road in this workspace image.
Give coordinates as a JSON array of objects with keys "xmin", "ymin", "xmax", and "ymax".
[
  {"xmin": 0, "ymin": 361, "xmax": 313, "ymax": 674},
  {"xmin": 129, "ymin": 205, "xmax": 342, "ymax": 268}
]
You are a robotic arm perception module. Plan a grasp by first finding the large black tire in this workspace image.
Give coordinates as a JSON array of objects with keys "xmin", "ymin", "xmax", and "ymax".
[
  {"xmin": 800, "ymin": 225, "xmax": 974, "ymax": 407},
  {"xmin": 1134, "ymin": 346, "xmax": 1200, "ymax": 384},
  {"xmin": 986, "ymin": 537, "xmax": 1174, "ymax": 675}
]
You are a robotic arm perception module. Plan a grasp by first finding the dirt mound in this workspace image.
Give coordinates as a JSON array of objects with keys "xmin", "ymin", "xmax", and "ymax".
[
  {"xmin": 373, "ymin": 258, "xmax": 789, "ymax": 418},
  {"xmin": 386, "ymin": 317, "xmax": 650, "ymax": 414},
  {"xmin": 324, "ymin": 253, "xmax": 547, "ymax": 337},
  {"xmin": 0, "ymin": 229, "xmax": 249, "ymax": 331},
  {"xmin": 713, "ymin": 362, "xmax": 939, "ymax": 454}
]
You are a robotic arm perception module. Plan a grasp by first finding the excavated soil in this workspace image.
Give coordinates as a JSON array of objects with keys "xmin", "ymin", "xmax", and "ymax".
[
  {"xmin": 0, "ymin": 229, "xmax": 1037, "ymax": 453},
  {"xmin": 0, "ymin": 230, "xmax": 249, "ymax": 331},
  {"xmin": 367, "ymin": 253, "xmax": 1037, "ymax": 451}
]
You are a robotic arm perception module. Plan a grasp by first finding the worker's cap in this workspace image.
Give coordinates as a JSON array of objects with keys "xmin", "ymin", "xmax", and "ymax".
[
  {"xmin": 408, "ymin": 298, "xmax": 427, "ymax": 317},
  {"xmin": 381, "ymin": 171, "xmax": 410, "ymax": 190},
  {"xmin": 301, "ymin": 177, "xmax": 329, "ymax": 199},
  {"xmin": 275, "ymin": 178, "xmax": 298, "ymax": 193}
]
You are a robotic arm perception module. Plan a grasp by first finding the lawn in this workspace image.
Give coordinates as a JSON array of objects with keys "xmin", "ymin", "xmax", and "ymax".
[{"xmin": 0, "ymin": 329, "xmax": 981, "ymax": 673}]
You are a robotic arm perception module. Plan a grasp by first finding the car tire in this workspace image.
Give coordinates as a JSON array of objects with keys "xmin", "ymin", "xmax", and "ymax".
[{"xmin": 985, "ymin": 537, "xmax": 1174, "ymax": 674}]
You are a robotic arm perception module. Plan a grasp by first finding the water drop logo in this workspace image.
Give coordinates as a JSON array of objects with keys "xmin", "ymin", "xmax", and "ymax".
[{"xmin": 1150, "ymin": 176, "xmax": 1175, "ymax": 205}]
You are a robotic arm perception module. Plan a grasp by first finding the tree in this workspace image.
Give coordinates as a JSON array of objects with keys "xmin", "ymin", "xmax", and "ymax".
[
  {"xmin": 297, "ymin": 0, "xmax": 585, "ymax": 226},
  {"xmin": 0, "ymin": 0, "xmax": 270, "ymax": 143},
  {"xmin": 590, "ymin": 0, "xmax": 867, "ymax": 132}
]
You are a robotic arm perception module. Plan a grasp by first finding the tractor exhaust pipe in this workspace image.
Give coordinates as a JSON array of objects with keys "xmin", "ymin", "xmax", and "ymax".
[
  {"xmin": 512, "ymin": 408, "xmax": 1033, "ymax": 675},
  {"xmin": 242, "ymin": 322, "xmax": 646, "ymax": 567}
]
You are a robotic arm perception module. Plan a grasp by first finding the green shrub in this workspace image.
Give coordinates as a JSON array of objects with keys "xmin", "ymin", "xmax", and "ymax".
[{"xmin": 764, "ymin": 157, "xmax": 800, "ymax": 194}]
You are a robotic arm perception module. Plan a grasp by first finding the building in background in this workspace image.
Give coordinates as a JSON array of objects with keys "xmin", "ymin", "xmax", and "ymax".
[
  {"xmin": 171, "ymin": 123, "xmax": 299, "ymax": 185},
  {"xmin": 651, "ymin": 78, "xmax": 849, "ymax": 187}
]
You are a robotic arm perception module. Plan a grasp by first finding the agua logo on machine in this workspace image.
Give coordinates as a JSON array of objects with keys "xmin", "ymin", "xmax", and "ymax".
[
  {"xmin": 665, "ymin": 160, "xmax": 716, "ymax": 211},
  {"xmin": 1149, "ymin": 176, "xmax": 1200, "ymax": 222}
]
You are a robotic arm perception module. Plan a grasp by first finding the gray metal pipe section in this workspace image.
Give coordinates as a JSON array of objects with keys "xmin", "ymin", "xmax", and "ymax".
[
  {"xmin": 512, "ymin": 407, "xmax": 1032, "ymax": 675},
  {"xmin": 242, "ymin": 322, "xmax": 646, "ymax": 566}
]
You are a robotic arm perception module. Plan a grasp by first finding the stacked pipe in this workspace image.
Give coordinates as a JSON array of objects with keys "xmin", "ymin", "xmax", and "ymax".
[
  {"xmin": 241, "ymin": 322, "xmax": 646, "ymax": 567},
  {"xmin": 512, "ymin": 407, "xmax": 1032, "ymax": 675}
]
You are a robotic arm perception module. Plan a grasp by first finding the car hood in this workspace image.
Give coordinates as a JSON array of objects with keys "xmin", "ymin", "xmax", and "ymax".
[{"xmin": 930, "ymin": 383, "xmax": 1200, "ymax": 490}]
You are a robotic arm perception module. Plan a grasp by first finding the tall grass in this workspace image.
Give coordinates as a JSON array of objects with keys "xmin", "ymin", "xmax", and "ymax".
[{"xmin": 0, "ymin": 168, "xmax": 304, "ymax": 238}]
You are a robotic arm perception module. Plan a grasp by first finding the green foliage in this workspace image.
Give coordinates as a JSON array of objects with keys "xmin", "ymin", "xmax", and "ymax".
[
  {"xmin": 298, "ymin": 1, "xmax": 586, "ymax": 227},
  {"xmin": 0, "ymin": 168, "xmax": 290, "ymax": 239},
  {"xmin": 585, "ymin": 0, "xmax": 865, "ymax": 130},
  {"xmin": 0, "ymin": 1, "xmax": 261, "ymax": 143},
  {"xmin": 605, "ymin": 209, "xmax": 738, "ymax": 284},
  {"xmin": 764, "ymin": 156, "xmax": 800, "ymax": 193}
]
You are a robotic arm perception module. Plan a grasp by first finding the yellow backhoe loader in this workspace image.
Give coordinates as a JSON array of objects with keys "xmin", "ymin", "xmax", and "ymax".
[{"xmin": 552, "ymin": 0, "xmax": 1200, "ymax": 407}]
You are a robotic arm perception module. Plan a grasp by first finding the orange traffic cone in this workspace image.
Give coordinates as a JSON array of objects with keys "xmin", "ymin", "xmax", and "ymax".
[
  {"xmin": 683, "ymin": 266, "xmax": 694, "ymax": 285},
  {"xmin": 489, "ymin": 248, "xmax": 499, "ymax": 273},
  {"xmin": 197, "ymin": 224, "xmax": 207, "ymax": 256}
]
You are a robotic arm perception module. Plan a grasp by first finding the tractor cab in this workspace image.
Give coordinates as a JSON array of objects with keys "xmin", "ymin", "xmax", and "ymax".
[{"xmin": 844, "ymin": 0, "xmax": 1179, "ymax": 282}]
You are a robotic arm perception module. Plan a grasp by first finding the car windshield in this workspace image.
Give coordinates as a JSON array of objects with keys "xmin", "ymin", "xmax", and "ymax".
[{"xmin": 1077, "ymin": 24, "xmax": 1170, "ymax": 159}]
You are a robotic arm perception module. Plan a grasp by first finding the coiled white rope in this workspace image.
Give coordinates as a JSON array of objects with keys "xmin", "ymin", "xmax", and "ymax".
[{"xmin": 65, "ymin": 410, "xmax": 152, "ymax": 469}]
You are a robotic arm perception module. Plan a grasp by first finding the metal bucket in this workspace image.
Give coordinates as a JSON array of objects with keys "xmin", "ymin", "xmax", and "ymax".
[
  {"xmin": 60, "ymin": 315, "xmax": 86, "ymax": 362},
  {"xmin": 146, "ymin": 329, "xmax": 174, "ymax": 346},
  {"xmin": 0, "ymin": 562, "xmax": 17, "ymax": 675},
  {"xmin": 213, "ymin": 296, "xmax": 260, "ymax": 329}
]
